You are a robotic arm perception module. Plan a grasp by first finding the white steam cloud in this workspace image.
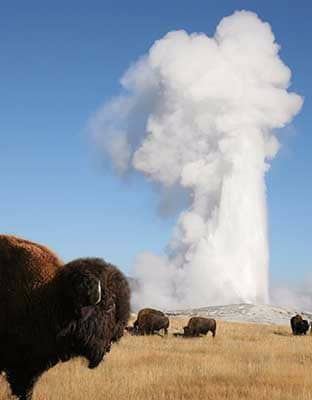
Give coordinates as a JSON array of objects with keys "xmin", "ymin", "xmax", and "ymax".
[
  {"xmin": 271, "ymin": 277, "xmax": 312, "ymax": 312},
  {"xmin": 90, "ymin": 11, "xmax": 303, "ymax": 309}
]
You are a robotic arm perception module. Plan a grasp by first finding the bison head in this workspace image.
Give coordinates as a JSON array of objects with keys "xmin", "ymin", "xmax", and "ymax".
[
  {"xmin": 67, "ymin": 271, "xmax": 102, "ymax": 309},
  {"xmin": 125, "ymin": 326, "xmax": 139, "ymax": 335},
  {"xmin": 183, "ymin": 326, "xmax": 193, "ymax": 337}
]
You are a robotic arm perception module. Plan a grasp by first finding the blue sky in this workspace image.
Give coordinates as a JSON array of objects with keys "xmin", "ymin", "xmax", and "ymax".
[{"xmin": 0, "ymin": 0, "xmax": 311, "ymax": 286}]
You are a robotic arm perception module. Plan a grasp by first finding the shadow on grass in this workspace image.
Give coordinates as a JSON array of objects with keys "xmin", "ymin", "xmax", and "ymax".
[{"xmin": 273, "ymin": 331, "xmax": 292, "ymax": 337}]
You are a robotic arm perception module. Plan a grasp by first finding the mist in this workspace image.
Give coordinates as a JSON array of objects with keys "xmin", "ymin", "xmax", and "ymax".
[
  {"xmin": 271, "ymin": 279, "xmax": 312, "ymax": 312},
  {"xmin": 90, "ymin": 10, "xmax": 303, "ymax": 310}
]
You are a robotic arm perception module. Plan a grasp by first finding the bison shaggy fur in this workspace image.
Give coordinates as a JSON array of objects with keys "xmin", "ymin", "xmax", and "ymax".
[
  {"xmin": 183, "ymin": 317, "xmax": 216, "ymax": 337},
  {"xmin": 0, "ymin": 235, "xmax": 130, "ymax": 400}
]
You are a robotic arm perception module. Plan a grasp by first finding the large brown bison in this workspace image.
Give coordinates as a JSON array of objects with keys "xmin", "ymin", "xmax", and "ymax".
[
  {"xmin": 0, "ymin": 235, "xmax": 130, "ymax": 400},
  {"xmin": 130, "ymin": 308, "xmax": 169, "ymax": 335},
  {"xmin": 290, "ymin": 314, "xmax": 310, "ymax": 335},
  {"xmin": 183, "ymin": 317, "xmax": 216, "ymax": 337}
]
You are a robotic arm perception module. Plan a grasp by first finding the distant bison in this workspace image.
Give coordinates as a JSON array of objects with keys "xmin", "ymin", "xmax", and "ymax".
[
  {"xmin": 183, "ymin": 317, "xmax": 216, "ymax": 337},
  {"xmin": 0, "ymin": 235, "xmax": 130, "ymax": 400},
  {"xmin": 133, "ymin": 308, "xmax": 165, "ymax": 327},
  {"xmin": 137, "ymin": 313, "xmax": 169, "ymax": 336},
  {"xmin": 130, "ymin": 308, "xmax": 169, "ymax": 336},
  {"xmin": 290, "ymin": 314, "xmax": 310, "ymax": 335}
]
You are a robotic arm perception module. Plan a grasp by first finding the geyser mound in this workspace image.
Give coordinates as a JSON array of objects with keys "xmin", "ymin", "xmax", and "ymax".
[{"xmin": 90, "ymin": 10, "xmax": 303, "ymax": 309}]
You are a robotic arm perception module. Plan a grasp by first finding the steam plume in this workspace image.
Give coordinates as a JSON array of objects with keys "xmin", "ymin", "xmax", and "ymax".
[{"xmin": 90, "ymin": 11, "xmax": 303, "ymax": 309}]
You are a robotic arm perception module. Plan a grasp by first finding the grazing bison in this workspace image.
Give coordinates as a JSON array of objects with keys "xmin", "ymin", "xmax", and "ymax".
[
  {"xmin": 290, "ymin": 314, "xmax": 310, "ymax": 335},
  {"xmin": 183, "ymin": 317, "xmax": 216, "ymax": 337},
  {"xmin": 133, "ymin": 308, "xmax": 165, "ymax": 328},
  {"xmin": 130, "ymin": 308, "xmax": 169, "ymax": 336},
  {"xmin": 137, "ymin": 313, "xmax": 169, "ymax": 336},
  {"xmin": 0, "ymin": 235, "xmax": 130, "ymax": 400}
]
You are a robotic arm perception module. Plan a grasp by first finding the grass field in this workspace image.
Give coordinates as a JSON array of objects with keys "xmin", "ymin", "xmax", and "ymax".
[{"xmin": 1, "ymin": 318, "xmax": 312, "ymax": 399}]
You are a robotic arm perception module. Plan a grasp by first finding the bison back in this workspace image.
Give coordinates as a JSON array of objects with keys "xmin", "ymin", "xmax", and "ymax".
[{"xmin": 137, "ymin": 308, "xmax": 165, "ymax": 319}]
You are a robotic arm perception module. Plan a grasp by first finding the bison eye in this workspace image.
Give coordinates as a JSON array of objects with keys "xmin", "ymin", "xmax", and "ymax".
[{"xmin": 79, "ymin": 282, "xmax": 87, "ymax": 290}]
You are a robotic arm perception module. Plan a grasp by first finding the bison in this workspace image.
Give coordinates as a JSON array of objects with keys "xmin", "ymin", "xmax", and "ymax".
[
  {"xmin": 133, "ymin": 308, "xmax": 165, "ymax": 329},
  {"xmin": 129, "ymin": 308, "xmax": 169, "ymax": 336},
  {"xmin": 0, "ymin": 235, "xmax": 130, "ymax": 400},
  {"xmin": 290, "ymin": 314, "xmax": 310, "ymax": 335},
  {"xmin": 183, "ymin": 317, "xmax": 216, "ymax": 337},
  {"xmin": 137, "ymin": 313, "xmax": 169, "ymax": 336}
]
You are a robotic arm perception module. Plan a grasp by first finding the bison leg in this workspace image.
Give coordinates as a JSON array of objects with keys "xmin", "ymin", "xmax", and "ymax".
[{"xmin": 6, "ymin": 368, "xmax": 39, "ymax": 400}]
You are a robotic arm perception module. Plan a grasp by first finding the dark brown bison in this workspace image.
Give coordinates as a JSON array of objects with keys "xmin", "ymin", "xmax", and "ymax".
[
  {"xmin": 290, "ymin": 314, "xmax": 310, "ymax": 335},
  {"xmin": 0, "ymin": 235, "xmax": 130, "ymax": 400},
  {"xmin": 183, "ymin": 317, "xmax": 216, "ymax": 337},
  {"xmin": 137, "ymin": 313, "xmax": 169, "ymax": 335},
  {"xmin": 133, "ymin": 308, "xmax": 165, "ymax": 330},
  {"xmin": 129, "ymin": 308, "xmax": 169, "ymax": 336}
]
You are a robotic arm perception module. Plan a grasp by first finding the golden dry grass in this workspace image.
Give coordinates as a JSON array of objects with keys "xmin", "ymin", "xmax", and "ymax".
[{"xmin": 1, "ymin": 318, "xmax": 312, "ymax": 399}]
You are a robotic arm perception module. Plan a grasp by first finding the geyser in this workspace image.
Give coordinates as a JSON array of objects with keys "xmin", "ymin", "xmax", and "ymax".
[{"xmin": 90, "ymin": 11, "xmax": 303, "ymax": 309}]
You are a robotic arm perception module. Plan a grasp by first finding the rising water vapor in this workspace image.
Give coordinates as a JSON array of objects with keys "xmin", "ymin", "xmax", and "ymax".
[{"xmin": 90, "ymin": 11, "xmax": 303, "ymax": 309}]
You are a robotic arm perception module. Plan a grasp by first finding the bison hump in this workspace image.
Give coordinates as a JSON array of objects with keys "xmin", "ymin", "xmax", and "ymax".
[{"xmin": 0, "ymin": 235, "xmax": 63, "ymax": 326}]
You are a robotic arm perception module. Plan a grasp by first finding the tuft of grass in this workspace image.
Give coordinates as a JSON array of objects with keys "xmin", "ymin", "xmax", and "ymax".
[{"xmin": 1, "ymin": 319, "xmax": 312, "ymax": 399}]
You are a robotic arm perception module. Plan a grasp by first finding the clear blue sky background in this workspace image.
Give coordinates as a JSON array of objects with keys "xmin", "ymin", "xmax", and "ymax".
[{"xmin": 0, "ymin": 0, "xmax": 311, "ymax": 287}]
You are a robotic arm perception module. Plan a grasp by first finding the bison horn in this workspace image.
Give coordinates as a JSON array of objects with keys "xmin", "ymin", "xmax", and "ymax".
[{"xmin": 95, "ymin": 280, "xmax": 102, "ymax": 304}]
